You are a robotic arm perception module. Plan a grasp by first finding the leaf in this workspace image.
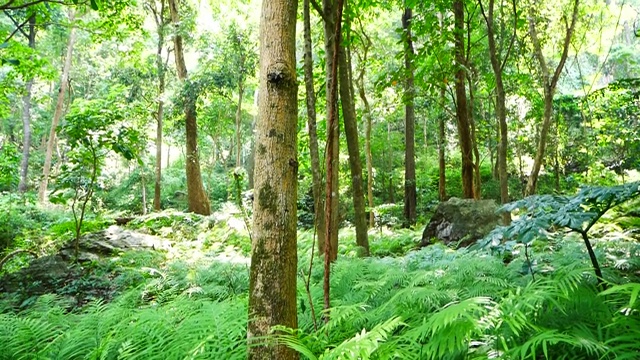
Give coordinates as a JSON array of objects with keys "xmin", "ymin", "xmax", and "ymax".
[{"xmin": 90, "ymin": 0, "xmax": 99, "ymax": 10}]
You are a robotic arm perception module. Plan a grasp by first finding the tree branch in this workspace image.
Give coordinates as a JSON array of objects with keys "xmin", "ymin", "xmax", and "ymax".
[
  {"xmin": 3, "ymin": 10, "xmax": 29, "ymax": 38},
  {"xmin": 500, "ymin": 0, "xmax": 518, "ymax": 72},
  {"xmin": 0, "ymin": 0, "xmax": 83, "ymax": 10}
]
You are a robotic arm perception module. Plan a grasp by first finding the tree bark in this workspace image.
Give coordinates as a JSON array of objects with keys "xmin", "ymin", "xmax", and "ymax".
[
  {"xmin": 303, "ymin": 0, "xmax": 326, "ymax": 253},
  {"xmin": 235, "ymin": 79, "xmax": 244, "ymax": 167},
  {"xmin": 479, "ymin": 0, "xmax": 516, "ymax": 223},
  {"xmin": 525, "ymin": 0, "xmax": 579, "ymax": 196},
  {"xmin": 39, "ymin": 10, "xmax": 77, "ymax": 204},
  {"xmin": 438, "ymin": 86, "xmax": 447, "ymax": 201},
  {"xmin": 321, "ymin": 0, "xmax": 339, "ymax": 261},
  {"xmin": 338, "ymin": 42, "xmax": 369, "ymax": 256},
  {"xmin": 402, "ymin": 6, "xmax": 417, "ymax": 226},
  {"xmin": 453, "ymin": 0, "xmax": 474, "ymax": 198},
  {"xmin": 18, "ymin": 15, "xmax": 36, "ymax": 193},
  {"xmin": 168, "ymin": 0, "xmax": 211, "ymax": 215},
  {"xmin": 356, "ymin": 33, "xmax": 374, "ymax": 228},
  {"xmin": 467, "ymin": 73, "xmax": 481, "ymax": 199},
  {"xmin": 247, "ymin": 0, "xmax": 299, "ymax": 358},
  {"xmin": 149, "ymin": 0, "xmax": 168, "ymax": 212}
]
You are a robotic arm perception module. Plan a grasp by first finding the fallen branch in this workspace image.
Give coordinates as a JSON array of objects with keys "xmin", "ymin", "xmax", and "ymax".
[{"xmin": 0, "ymin": 249, "xmax": 38, "ymax": 273}]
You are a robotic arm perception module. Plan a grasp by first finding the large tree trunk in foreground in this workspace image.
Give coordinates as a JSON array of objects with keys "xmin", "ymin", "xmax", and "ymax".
[
  {"xmin": 39, "ymin": 10, "xmax": 77, "ymax": 204},
  {"xmin": 402, "ymin": 6, "xmax": 417, "ymax": 226},
  {"xmin": 303, "ymin": 0, "xmax": 326, "ymax": 252},
  {"xmin": 453, "ymin": 0, "xmax": 474, "ymax": 198},
  {"xmin": 525, "ymin": 0, "xmax": 579, "ymax": 196},
  {"xmin": 169, "ymin": 0, "xmax": 211, "ymax": 215},
  {"xmin": 247, "ymin": 0, "xmax": 299, "ymax": 358},
  {"xmin": 19, "ymin": 15, "xmax": 36, "ymax": 193}
]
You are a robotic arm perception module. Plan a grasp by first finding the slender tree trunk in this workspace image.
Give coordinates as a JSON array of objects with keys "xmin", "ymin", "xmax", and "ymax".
[
  {"xmin": 338, "ymin": 43, "xmax": 369, "ymax": 255},
  {"xmin": 151, "ymin": 0, "xmax": 167, "ymax": 211},
  {"xmin": 247, "ymin": 0, "xmax": 299, "ymax": 358},
  {"xmin": 525, "ymin": 0, "xmax": 579, "ymax": 196},
  {"xmin": 402, "ymin": 6, "xmax": 417, "ymax": 226},
  {"xmin": 479, "ymin": 0, "xmax": 515, "ymax": 222},
  {"xmin": 438, "ymin": 11, "xmax": 447, "ymax": 202},
  {"xmin": 438, "ymin": 86, "xmax": 447, "ymax": 201},
  {"xmin": 322, "ymin": 0, "xmax": 344, "ymax": 322},
  {"xmin": 387, "ymin": 121, "xmax": 394, "ymax": 203},
  {"xmin": 467, "ymin": 75, "xmax": 481, "ymax": 199},
  {"xmin": 141, "ymin": 169, "xmax": 147, "ymax": 215},
  {"xmin": 321, "ymin": 0, "xmax": 339, "ymax": 261},
  {"xmin": 453, "ymin": 0, "xmax": 474, "ymax": 198},
  {"xmin": 356, "ymin": 34, "xmax": 374, "ymax": 228},
  {"xmin": 39, "ymin": 10, "xmax": 77, "ymax": 204},
  {"xmin": 303, "ymin": 0, "xmax": 326, "ymax": 253},
  {"xmin": 19, "ymin": 15, "xmax": 36, "ymax": 193},
  {"xmin": 236, "ymin": 80, "xmax": 244, "ymax": 167},
  {"xmin": 169, "ymin": 0, "xmax": 211, "ymax": 215}
]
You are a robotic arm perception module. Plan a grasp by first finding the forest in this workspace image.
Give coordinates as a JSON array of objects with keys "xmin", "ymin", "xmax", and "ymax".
[{"xmin": 1, "ymin": 0, "xmax": 640, "ymax": 358}]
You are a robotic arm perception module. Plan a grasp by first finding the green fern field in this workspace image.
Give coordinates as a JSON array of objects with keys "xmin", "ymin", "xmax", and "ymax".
[{"xmin": 1, "ymin": 211, "xmax": 640, "ymax": 359}]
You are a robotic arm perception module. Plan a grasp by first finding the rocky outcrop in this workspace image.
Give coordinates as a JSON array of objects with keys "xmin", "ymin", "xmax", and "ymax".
[
  {"xmin": 421, "ymin": 198, "xmax": 501, "ymax": 248},
  {"xmin": 60, "ymin": 225, "xmax": 172, "ymax": 261}
]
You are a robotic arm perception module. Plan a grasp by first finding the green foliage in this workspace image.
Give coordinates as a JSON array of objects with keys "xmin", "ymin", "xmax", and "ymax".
[{"xmin": 0, "ymin": 143, "xmax": 19, "ymax": 191}]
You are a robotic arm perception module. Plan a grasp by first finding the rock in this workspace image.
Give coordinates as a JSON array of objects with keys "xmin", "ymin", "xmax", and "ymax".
[
  {"xmin": 60, "ymin": 225, "xmax": 173, "ymax": 261},
  {"xmin": 421, "ymin": 197, "xmax": 501, "ymax": 248}
]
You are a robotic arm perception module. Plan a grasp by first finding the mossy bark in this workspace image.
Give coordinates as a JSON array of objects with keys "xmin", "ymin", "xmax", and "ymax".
[{"xmin": 247, "ymin": 0, "xmax": 299, "ymax": 358}]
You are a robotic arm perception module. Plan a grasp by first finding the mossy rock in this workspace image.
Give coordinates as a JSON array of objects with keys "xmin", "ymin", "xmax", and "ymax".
[{"xmin": 420, "ymin": 197, "xmax": 501, "ymax": 249}]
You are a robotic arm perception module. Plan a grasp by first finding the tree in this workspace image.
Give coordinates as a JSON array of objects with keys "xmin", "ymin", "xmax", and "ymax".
[
  {"xmin": 302, "ymin": 0, "xmax": 326, "ymax": 249},
  {"xmin": 453, "ymin": 0, "xmax": 474, "ymax": 198},
  {"xmin": 318, "ymin": 0, "xmax": 339, "ymax": 261},
  {"xmin": 402, "ymin": 5, "xmax": 416, "ymax": 226},
  {"xmin": 338, "ymin": 21, "xmax": 369, "ymax": 256},
  {"xmin": 354, "ymin": 26, "xmax": 374, "ymax": 228},
  {"xmin": 38, "ymin": 9, "xmax": 77, "ymax": 204},
  {"xmin": 525, "ymin": 0, "xmax": 580, "ymax": 195},
  {"xmin": 17, "ymin": 14, "xmax": 35, "ymax": 193},
  {"xmin": 247, "ymin": 0, "xmax": 298, "ymax": 358},
  {"xmin": 168, "ymin": 0, "xmax": 211, "ymax": 215},
  {"xmin": 145, "ymin": 0, "xmax": 169, "ymax": 211},
  {"xmin": 479, "ymin": 0, "xmax": 518, "ymax": 223}
]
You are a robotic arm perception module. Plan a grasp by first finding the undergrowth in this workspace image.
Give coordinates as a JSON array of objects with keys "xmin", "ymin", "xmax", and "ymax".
[{"xmin": 0, "ymin": 195, "xmax": 639, "ymax": 359}]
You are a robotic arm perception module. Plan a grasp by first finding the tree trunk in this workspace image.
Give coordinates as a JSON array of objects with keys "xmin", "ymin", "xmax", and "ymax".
[
  {"xmin": 247, "ymin": 0, "xmax": 299, "ymax": 358},
  {"xmin": 321, "ymin": 0, "xmax": 339, "ymax": 261},
  {"xmin": 467, "ymin": 74, "xmax": 481, "ymax": 199},
  {"xmin": 151, "ymin": 0, "xmax": 167, "ymax": 212},
  {"xmin": 169, "ymin": 0, "xmax": 211, "ymax": 215},
  {"xmin": 479, "ymin": 0, "xmax": 515, "ymax": 222},
  {"xmin": 387, "ymin": 121, "xmax": 394, "ymax": 203},
  {"xmin": 303, "ymin": 0, "xmax": 326, "ymax": 253},
  {"xmin": 235, "ymin": 80, "xmax": 244, "ymax": 167},
  {"xmin": 141, "ymin": 168, "xmax": 147, "ymax": 215},
  {"xmin": 453, "ymin": 0, "xmax": 474, "ymax": 199},
  {"xmin": 438, "ymin": 86, "xmax": 447, "ymax": 202},
  {"xmin": 338, "ymin": 43, "xmax": 369, "ymax": 255},
  {"xmin": 18, "ymin": 15, "xmax": 36, "ymax": 193},
  {"xmin": 355, "ymin": 34, "xmax": 374, "ymax": 228},
  {"xmin": 402, "ymin": 7, "xmax": 417, "ymax": 226},
  {"xmin": 525, "ymin": 0, "xmax": 579, "ymax": 196},
  {"xmin": 39, "ymin": 10, "xmax": 77, "ymax": 204}
]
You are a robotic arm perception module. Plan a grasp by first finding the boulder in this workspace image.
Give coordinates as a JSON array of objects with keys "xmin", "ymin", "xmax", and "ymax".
[
  {"xmin": 421, "ymin": 197, "xmax": 501, "ymax": 248},
  {"xmin": 60, "ymin": 225, "xmax": 172, "ymax": 261}
]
